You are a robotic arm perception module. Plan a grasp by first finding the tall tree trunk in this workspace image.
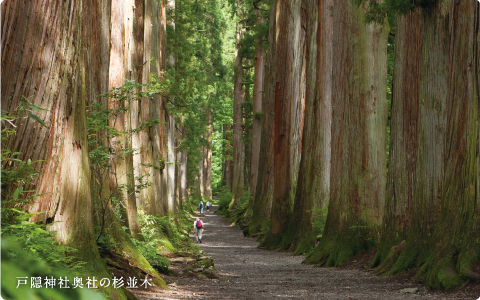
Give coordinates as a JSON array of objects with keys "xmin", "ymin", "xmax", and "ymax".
[
  {"xmin": 167, "ymin": 114, "xmax": 176, "ymax": 211},
  {"xmin": 197, "ymin": 149, "xmax": 205, "ymax": 197},
  {"xmin": 249, "ymin": 4, "xmax": 276, "ymax": 235},
  {"xmin": 222, "ymin": 124, "xmax": 234, "ymax": 192},
  {"xmin": 231, "ymin": 0, "xmax": 246, "ymax": 206},
  {"xmin": 160, "ymin": 109, "xmax": 169, "ymax": 213},
  {"xmin": 373, "ymin": 2, "xmax": 449, "ymax": 275},
  {"xmin": 305, "ymin": 0, "xmax": 388, "ymax": 266},
  {"xmin": 110, "ymin": 0, "xmax": 142, "ymax": 239},
  {"xmin": 204, "ymin": 111, "xmax": 213, "ymax": 199},
  {"xmin": 243, "ymin": 58, "xmax": 253, "ymax": 192},
  {"xmin": 372, "ymin": 1, "xmax": 480, "ymax": 290},
  {"xmin": 149, "ymin": 0, "xmax": 168, "ymax": 217},
  {"xmin": 289, "ymin": 0, "xmax": 333, "ymax": 255},
  {"xmin": 369, "ymin": 8, "xmax": 424, "ymax": 271},
  {"xmin": 177, "ymin": 125, "xmax": 188, "ymax": 207},
  {"xmin": 0, "ymin": 1, "xmax": 164, "ymax": 298},
  {"xmin": 231, "ymin": 7, "xmax": 245, "ymax": 206},
  {"xmin": 249, "ymin": 10, "xmax": 265, "ymax": 200},
  {"xmin": 270, "ymin": 0, "xmax": 304, "ymax": 237}
]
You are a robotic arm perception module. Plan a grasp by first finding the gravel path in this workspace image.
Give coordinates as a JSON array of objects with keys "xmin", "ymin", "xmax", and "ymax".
[{"xmin": 134, "ymin": 206, "xmax": 477, "ymax": 300}]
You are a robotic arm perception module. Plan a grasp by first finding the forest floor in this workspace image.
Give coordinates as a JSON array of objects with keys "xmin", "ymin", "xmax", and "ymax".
[{"xmin": 133, "ymin": 206, "xmax": 479, "ymax": 300}]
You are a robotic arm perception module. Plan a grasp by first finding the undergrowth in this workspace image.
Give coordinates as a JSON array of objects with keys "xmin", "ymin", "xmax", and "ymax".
[
  {"xmin": 131, "ymin": 207, "xmax": 201, "ymax": 274},
  {"xmin": 1, "ymin": 102, "xmax": 104, "ymax": 299}
]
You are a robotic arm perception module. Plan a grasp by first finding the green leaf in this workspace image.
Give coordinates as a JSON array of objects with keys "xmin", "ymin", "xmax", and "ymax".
[
  {"xmin": 12, "ymin": 186, "xmax": 22, "ymax": 200},
  {"xmin": 27, "ymin": 113, "xmax": 48, "ymax": 128},
  {"xmin": 28, "ymin": 104, "xmax": 48, "ymax": 111}
]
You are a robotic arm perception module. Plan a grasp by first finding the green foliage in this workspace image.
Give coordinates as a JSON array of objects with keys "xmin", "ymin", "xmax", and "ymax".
[
  {"xmin": 215, "ymin": 186, "xmax": 234, "ymax": 214},
  {"xmin": 310, "ymin": 207, "xmax": 328, "ymax": 240},
  {"xmin": 88, "ymin": 81, "xmax": 162, "ymax": 242},
  {"xmin": 131, "ymin": 208, "xmax": 200, "ymax": 273},
  {"xmin": 1, "ymin": 99, "xmax": 103, "ymax": 299},
  {"xmin": 1, "ymin": 103, "xmax": 46, "ymax": 225},
  {"xmin": 2, "ymin": 216, "xmax": 85, "ymax": 271},
  {"xmin": 2, "ymin": 239, "xmax": 105, "ymax": 300},
  {"xmin": 353, "ymin": 0, "xmax": 437, "ymax": 25}
]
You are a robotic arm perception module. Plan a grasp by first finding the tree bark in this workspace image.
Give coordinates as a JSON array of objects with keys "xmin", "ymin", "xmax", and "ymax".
[
  {"xmin": 0, "ymin": 0, "xmax": 165, "ymax": 298},
  {"xmin": 373, "ymin": 1, "xmax": 480, "ymax": 290},
  {"xmin": 369, "ymin": 8, "xmax": 424, "ymax": 271},
  {"xmin": 167, "ymin": 114, "xmax": 176, "ymax": 211},
  {"xmin": 289, "ymin": 0, "xmax": 333, "ymax": 255},
  {"xmin": 222, "ymin": 124, "xmax": 234, "ymax": 192},
  {"xmin": 149, "ymin": 0, "xmax": 168, "ymax": 216},
  {"xmin": 231, "ymin": 5, "xmax": 245, "ymax": 206},
  {"xmin": 270, "ymin": 0, "xmax": 304, "ymax": 238},
  {"xmin": 305, "ymin": 0, "xmax": 388, "ymax": 266},
  {"xmin": 204, "ymin": 111, "xmax": 213, "ymax": 199},
  {"xmin": 249, "ymin": 3, "xmax": 276, "ymax": 235},
  {"xmin": 249, "ymin": 9, "xmax": 265, "ymax": 200}
]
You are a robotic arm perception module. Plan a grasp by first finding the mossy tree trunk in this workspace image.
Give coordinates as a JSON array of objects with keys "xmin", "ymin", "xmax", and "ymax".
[
  {"xmin": 248, "ymin": 4, "xmax": 276, "ymax": 236},
  {"xmin": 369, "ymin": 8, "xmax": 424, "ymax": 270},
  {"xmin": 373, "ymin": 0, "xmax": 480, "ymax": 290},
  {"xmin": 289, "ymin": 0, "xmax": 333, "ymax": 255},
  {"xmin": 305, "ymin": 0, "xmax": 388, "ymax": 266},
  {"xmin": 0, "ymin": 0, "xmax": 152, "ymax": 298},
  {"xmin": 372, "ymin": 0, "xmax": 449, "ymax": 276}
]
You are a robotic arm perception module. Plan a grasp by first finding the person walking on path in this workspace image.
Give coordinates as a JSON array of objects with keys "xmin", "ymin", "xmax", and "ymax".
[
  {"xmin": 194, "ymin": 217, "xmax": 204, "ymax": 243},
  {"xmin": 206, "ymin": 201, "xmax": 210, "ymax": 212},
  {"xmin": 199, "ymin": 201, "xmax": 204, "ymax": 214}
]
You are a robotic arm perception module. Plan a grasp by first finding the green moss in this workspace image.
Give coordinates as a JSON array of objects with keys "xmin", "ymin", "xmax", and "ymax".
[
  {"xmin": 387, "ymin": 241, "xmax": 422, "ymax": 275},
  {"xmin": 304, "ymin": 231, "xmax": 376, "ymax": 267},
  {"xmin": 373, "ymin": 240, "xmax": 405, "ymax": 275},
  {"xmin": 426, "ymin": 256, "xmax": 465, "ymax": 290},
  {"xmin": 292, "ymin": 233, "xmax": 316, "ymax": 256},
  {"xmin": 259, "ymin": 230, "xmax": 284, "ymax": 250}
]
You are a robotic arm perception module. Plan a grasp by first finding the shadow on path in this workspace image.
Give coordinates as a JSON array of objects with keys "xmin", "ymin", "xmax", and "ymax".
[{"xmin": 135, "ymin": 205, "xmax": 475, "ymax": 300}]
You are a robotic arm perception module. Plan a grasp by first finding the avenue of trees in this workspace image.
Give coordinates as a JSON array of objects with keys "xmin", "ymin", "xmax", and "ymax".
[
  {"xmin": 1, "ymin": 0, "xmax": 479, "ymax": 299},
  {"xmin": 222, "ymin": 0, "xmax": 480, "ymax": 292}
]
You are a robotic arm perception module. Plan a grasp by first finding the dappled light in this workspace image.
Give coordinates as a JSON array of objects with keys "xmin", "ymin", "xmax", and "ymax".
[{"xmin": 1, "ymin": 0, "xmax": 479, "ymax": 299}]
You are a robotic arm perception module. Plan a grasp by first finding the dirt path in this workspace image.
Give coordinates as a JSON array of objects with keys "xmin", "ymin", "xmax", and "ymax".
[{"xmin": 134, "ymin": 206, "xmax": 477, "ymax": 300}]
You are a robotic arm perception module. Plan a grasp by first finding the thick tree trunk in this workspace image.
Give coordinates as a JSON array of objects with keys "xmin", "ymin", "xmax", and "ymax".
[
  {"xmin": 249, "ymin": 4, "xmax": 277, "ymax": 235},
  {"xmin": 0, "ymin": 0, "xmax": 164, "ymax": 298},
  {"xmin": 249, "ymin": 10, "xmax": 265, "ymax": 200},
  {"xmin": 109, "ymin": 0, "xmax": 143, "ymax": 240},
  {"xmin": 149, "ymin": 0, "xmax": 168, "ymax": 216},
  {"xmin": 269, "ymin": 0, "xmax": 304, "ymax": 239},
  {"xmin": 305, "ymin": 0, "xmax": 388, "ymax": 266},
  {"xmin": 289, "ymin": 0, "xmax": 333, "ymax": 255},
  {"xmin": 373, "ymin": 1, "xmax": 480, "ymax": 290},
  {"xmin": 369, "ymin": 8, "xmax": 424, "ymax": 271},
  {"xmin": 373, "ymin": 2, "xmax": 449, "ymax": 276}
]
